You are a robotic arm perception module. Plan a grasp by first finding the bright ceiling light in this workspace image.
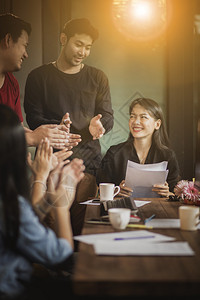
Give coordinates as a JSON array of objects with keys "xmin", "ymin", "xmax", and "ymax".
[
  {"xmin": 131, "ymin": 1, "xmax": 152, "ymax": 20},
  {"xmin": 112, "ymin": 0, "xmax": 170, "ymax": 41}
]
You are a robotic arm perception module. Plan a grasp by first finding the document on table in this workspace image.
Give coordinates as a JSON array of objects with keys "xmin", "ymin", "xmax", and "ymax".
[
  {"xmin": 147, "ymin": 219, "xmax": 180, "ymax": 228},
  {"xmin": 80, "ymin": 199, "xmax": 151, "ymax": 207},
  {"xmin": 94, "ymin": 240, "xmax": 194, "ymax": 256},
  {"xmin": 125, "ymin": 160, "xmax": 169, "ymax": 198},
  {"xmin": 80, "ymin": 199, "xmax": 100, "ymax": 205},
  {"xmin": 147, "ymin": 218, "xmax": 200, "ymax": 229},
  {"xmin": 74, "ymin": 230, "xmax": 175, "ymax": 245},
  {"xmin": 74, "ymin": 230, "xmax": 194, "ymax": 256}
]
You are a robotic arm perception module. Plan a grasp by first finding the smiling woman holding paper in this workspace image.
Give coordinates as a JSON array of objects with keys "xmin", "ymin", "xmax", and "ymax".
[{"xmin": 96, "ymin": 98, "xmax": 180, "ymax": 198}]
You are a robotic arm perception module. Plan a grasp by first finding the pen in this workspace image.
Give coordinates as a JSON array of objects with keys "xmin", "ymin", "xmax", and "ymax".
[
  {"xmin": 127, "ymin": 224, "xmax": 153, "ymax": 229},
  {"xmin": 114, "ymin": 235, "xmax": 155, "ymax": 241},
  {"xmin": 144, "ymin": 214, "xmax": 156, "ymax": 225}
]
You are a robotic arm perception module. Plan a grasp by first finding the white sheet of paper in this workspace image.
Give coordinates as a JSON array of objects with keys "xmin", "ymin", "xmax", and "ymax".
[
  {"xmin": 147, "ymin": 218, "xmax": 200, "ymax": 229},
  {"xmin": 147, "ymin": 219, "xmax": 180, "ymax": 228},
  {"xmin": 80, "ymin": 199, "xmax": 151, "ymax": 207},
  {"xmin": 94, "ymin": 240, "xmax": 194, "ymax": 256},
  {"xmin": 135, "ymin": 200, "xmax": 151, "ymax": 207},
  {"xmin": 125, "ymin": 160, "xmax": 169, "ymax": 198},
  {"xmin": 80, "ymin": 199, "xmax": 100, "ymax": 205},
  {"xmin": 128, "ymin": 160, "xmax": 168, "ymax": 171},
  {"xmin": 74, "ymin": 230, "xmax": 175, "ymax": 245}
]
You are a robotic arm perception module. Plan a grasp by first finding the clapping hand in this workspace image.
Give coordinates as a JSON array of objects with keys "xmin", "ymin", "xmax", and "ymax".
[
  {"xmin": 60, "ymin": 112, "xmax": 82, "ymax": 147},
  {"xmin": 51, "ymin": 148, "xmax": 73, "ymax": 170},
  {"xmin": 89, "ymin": 114, "xmax": 105, "ymax": 140},
  {"xmin": 65, "ymin": 133, "xmax": 82, "ymax": 148},
  {"xmin": 46, "ymin": 158, "xmax": 85, "ymax": 208},
  {"xmin": 60, "ymin": 112, "xmax": 71, "ymax": 131},
  {"xmin": 27, "ymin": 138, "xmax": 53, "ymax": 182}
]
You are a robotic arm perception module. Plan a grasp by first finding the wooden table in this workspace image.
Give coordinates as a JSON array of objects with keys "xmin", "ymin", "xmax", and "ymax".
[{"xmin": 72, "ymin": 199, "xmax": 200, "ymax": 298}]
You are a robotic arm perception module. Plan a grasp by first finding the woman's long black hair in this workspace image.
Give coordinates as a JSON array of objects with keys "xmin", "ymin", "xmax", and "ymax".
[
  {"xmin": 0, "ymin": 104, "xmax": 30, "ymax": 248},
  {"xmin": 128, "ymin": 97, "xmax": 171, "ymax": 151}
]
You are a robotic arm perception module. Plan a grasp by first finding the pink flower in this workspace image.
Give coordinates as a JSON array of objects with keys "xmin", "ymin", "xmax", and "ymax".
[
  {"xmin": 174, "ymin": 180, "xmax": 189, "ymax": 200},
  {"xmin": 184, "ymin": 182, "xmax": 199, "ymax": 201},
  {"xmin": 174, "ymin": 180, "xmax": 199, "ymax": 202}
]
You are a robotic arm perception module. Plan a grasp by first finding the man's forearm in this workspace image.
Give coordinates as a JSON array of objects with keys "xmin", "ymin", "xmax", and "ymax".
[
  {"xmin": 101, "ymin": 114, "xmax": 114, "ymax": 134},
  {"xmin": 23, "ymin": 125, "xmax": 36, "ymax": 147},
  {"xmin": 26, "ymin": 112, "xmax": 59, "ymax": 130}
]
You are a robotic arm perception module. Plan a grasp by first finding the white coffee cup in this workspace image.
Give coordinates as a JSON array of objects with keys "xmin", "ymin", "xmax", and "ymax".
[
  {"xmin": 179, "ymin": 205, "xmax": 200, "ymax": 231},
  {"xmin": 108, "ymin": 208, "xmax": 131, "ymax": 230},
  {"xmin": 99, "ymin": 183, "xmax": 120, "ymax": 202}
]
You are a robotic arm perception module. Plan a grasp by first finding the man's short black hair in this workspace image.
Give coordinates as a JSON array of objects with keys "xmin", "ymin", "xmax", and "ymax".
[
  {"xmin": 0, "ymin": 13, "xmax": 31, "ymax": 42},
  {"xmin": 62, "ymin": 18, "xmax": 99, "ymax": 42}
]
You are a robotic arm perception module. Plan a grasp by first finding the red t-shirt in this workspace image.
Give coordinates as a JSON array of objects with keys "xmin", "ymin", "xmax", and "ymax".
[{"xmin": 0, "ymin": 72, "xmax": 23, "ymax": 122}]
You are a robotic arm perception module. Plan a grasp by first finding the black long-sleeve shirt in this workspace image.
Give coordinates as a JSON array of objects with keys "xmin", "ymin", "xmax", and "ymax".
[
  {"xmin": 96, "ymin": 139, "xmax": 180, "ymax": 193},
  {"xmin": 24, "ymin": 63, "xmax": 114, "ymax": 174}
]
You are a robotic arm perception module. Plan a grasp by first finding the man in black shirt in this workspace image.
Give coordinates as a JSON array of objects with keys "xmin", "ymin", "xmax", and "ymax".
[
  {"xmin": 24, "ymin": 18, "xmax": 114, "ymax": 235},
  {"xmin": 24, "ymin": 18, "xmax": 114, "ymax": 175}
]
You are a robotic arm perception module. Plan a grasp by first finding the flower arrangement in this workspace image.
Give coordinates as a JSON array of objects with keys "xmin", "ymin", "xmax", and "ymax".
[{"xmin": 174, "ymin": 180, "xmax": 200, "ymax": 205}]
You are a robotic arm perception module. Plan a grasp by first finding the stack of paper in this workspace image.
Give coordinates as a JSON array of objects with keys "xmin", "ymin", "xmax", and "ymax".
[
  {"xmin": 94, "ymin": 240, "xmax": 194, "ymax": 256},
  {"xmin": 146, "ymin": 218, "xmax": 200, "ymax": 229},
  {"xmin": 74, "ymin": 230, "xmax": 194, "ymax": 256},
  {"xmin": 125, "ymin": 160, "xmax": 169, "ymax": 198}
]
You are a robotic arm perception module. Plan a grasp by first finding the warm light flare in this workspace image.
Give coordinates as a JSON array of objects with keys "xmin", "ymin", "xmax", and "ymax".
[
  {"xmin": 131, "ymin": 1, "xmax": 153, "ymax": 20},
  {"xmin": 112, "ymin": 0, "xmax": 170, "ymax": 41}
]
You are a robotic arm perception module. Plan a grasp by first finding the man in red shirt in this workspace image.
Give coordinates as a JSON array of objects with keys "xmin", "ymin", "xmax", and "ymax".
[
  {"xmin": 0, "ymin": 13, "xmax": 80, "ymax": 149},
  {"xmin": 0, "ymin": 72, "xmax": 23, "ymax": 121}
]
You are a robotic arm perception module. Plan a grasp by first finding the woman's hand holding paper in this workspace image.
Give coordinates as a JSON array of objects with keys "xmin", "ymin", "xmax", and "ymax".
[
  {"xmin": 118, "ymin": 180, "xmax": 133, "ymax": 197},
  {"xmin": 152, "ymin": 181, "xmax": 173, "ymax": 198}
]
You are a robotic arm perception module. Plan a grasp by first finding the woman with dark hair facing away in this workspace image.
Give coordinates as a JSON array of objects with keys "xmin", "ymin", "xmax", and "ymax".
[
  {"xmin": 96, "ymin": 98, "xmax": 180, "ymax": 198},
  {"xmin": 0, "ymin": 104, "xmax": 85, "ymax": 299}
]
